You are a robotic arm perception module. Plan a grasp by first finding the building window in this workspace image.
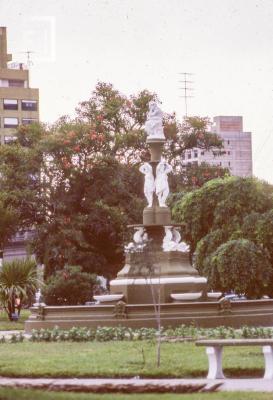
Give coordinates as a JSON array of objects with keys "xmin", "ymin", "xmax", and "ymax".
[
  {"xmin": 194, "ymin": 151, "xmax": 198, "ymax": 158},
  {"xmin": 22, "ymin": 100, "xmax": 38, "ymax": 111},
  {"xmin": 228, "ymin": 161, "xmax": 231, "ymax": 166},
  {"xmin": 3, "ymin": 99, "xmax": 18, "ymax": 110},
  {"xmin": 200, "ymin": 151, "xmax": 204, "ymax": 155},
  {"xmin": 22, "ymin": 118, "xmax": 37, "ymax": 125},
  {"xmin": 187, "ymin": 153, "xmax": 192, "ymax": 159},
  {"xmin": 4, "ymin": 117, "xmax": 18, "ymax": 128},
  {"xmin": 0, "ymin": 79, "xmax": 8, "ymax": 87},
  {"xmin": 8, "ymin": 79, "xmax": 25, "ymax": 87},
  {"xmin": 227, "ymin": 140, "xmax": 230, "ymax": 145}
]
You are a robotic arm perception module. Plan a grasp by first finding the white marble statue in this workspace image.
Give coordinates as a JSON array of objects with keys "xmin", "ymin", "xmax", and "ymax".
[
  {"xmin": 125, "ymin": 227, "xmax": 148, "ymax": 253},
  {"xmin": 155, "ymin": 160, "xmax": 172, "ymax": 207},
  {"xmin": 144, "ymin": 101, "xmax": 165, "ymax": 140},
  {"xmin": 162, "ymin": 226, "xmax": 190, "ymax": 252},
  {"xmin": 139, "ymin": 162, "xmax": 155, "ymax": 207},
  {"xmin": 35, "ymin": 289, "xmax": 41, "ymax": 304}
]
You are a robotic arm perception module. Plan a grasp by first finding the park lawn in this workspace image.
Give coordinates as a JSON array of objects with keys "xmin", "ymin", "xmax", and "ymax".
[
  {"xmin": 0, "ymin": 388, "xmax": 272, "ymax": 400},
  {"xmin": 0, "ymin": 309, "xmax": 30, "ymax": 331},
  {"xmin": 0, "ymin": 341, "xmax": 264, "ymax": 378}
]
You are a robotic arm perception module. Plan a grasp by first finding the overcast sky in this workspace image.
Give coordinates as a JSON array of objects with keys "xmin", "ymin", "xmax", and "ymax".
[{"xmin": 1, "ymin": 0, "xmax": 273, "ymax": 183}]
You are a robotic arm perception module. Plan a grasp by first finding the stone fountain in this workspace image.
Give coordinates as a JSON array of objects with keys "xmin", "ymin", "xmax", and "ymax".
[
  {"xmin": 107, "ymin": 100, "xmax": 208, "ymax": 304},
  {"xmin": 25, "ymin": 102, "xmax": 273, "ymax": 332}
]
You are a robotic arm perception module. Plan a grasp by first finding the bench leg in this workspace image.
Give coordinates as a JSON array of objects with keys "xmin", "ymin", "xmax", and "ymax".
[
  {"xmin": 206, "ymin": 346, "xmax": 225, "ymax": 379},
  {"xmin": 263, "ymin": 346, "xmax": 273, "ymax": 379}
]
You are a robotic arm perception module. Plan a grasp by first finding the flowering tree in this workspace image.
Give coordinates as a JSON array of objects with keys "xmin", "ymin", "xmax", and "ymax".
[{"xmin": 0, "ymin": 82, "xmax": 226, "ymax": 279}]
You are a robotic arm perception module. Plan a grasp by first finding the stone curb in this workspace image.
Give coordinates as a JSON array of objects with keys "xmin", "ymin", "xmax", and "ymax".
[
  {"xmin": 1, "ymin": 377, "xmax": 273, "ymax": 392},
  {"xmin": 0, "ymin": 378, "xmax": 221, "ymax": 393}
]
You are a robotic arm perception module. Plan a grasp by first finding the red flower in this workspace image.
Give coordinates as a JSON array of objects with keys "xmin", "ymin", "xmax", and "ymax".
[
  {"xmin": 74, "ymin": 145, "xmax": 80, "ymax": 152},
  {"xmin": 89, "ymin": 131, "xmax": 97, "ymax": 140},
  {"xmin": 97, "ymin": 135, "xmax": 105, "ymax": 142}
]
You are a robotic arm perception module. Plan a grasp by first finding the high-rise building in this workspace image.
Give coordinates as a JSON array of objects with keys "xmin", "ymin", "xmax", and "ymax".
[
  {"xmin": 0, "ymin": 27, "xmax": 39, "ymax": 261},
  {"xmin": 182, "ymin": 116, "xmax": 253, "ymax": 177},
  {"xmin": 0, "ymin": 27, "xmax": 39, "ymax": 144}
]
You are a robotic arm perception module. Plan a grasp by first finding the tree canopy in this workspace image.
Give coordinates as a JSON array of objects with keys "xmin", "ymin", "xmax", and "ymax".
[
  {"xmin": 173, "ymin": 176, "xmax": 273, "ymax": 296},
  {"xmin": 0, "ymin": 82, "xmax": 225, "ymax": 278}
]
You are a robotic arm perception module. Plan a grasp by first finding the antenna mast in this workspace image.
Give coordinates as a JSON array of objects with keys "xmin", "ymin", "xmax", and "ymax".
[
  {"xmin": 179, "ymin": 72, "xmax": 194, "ymax": 117},
  {"xmin": 19, "ymin": 50, "xmax": 35, "ymax": 68}
]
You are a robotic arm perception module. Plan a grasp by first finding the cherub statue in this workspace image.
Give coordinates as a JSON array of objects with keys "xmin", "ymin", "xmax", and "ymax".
[
  {"xmin": 155, "ymin": 160, "xmax": 172, "ymax": 207},
  {"xmin": 144, "ymin": 101, "xmax": 165, "ymax": 140},
  {"xmin": 139, "ymin": 162, "xmax": 155, "ymax": 208}
]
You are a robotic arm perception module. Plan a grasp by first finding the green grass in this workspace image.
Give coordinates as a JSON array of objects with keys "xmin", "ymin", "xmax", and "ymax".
[
  {"xmin": 0, "ymin": 388, "xmax": 271, "ymax": 400},
  {"xmin": 0, "ymin": 309, "xmax": 30, "ymax": 331},
  {"xmin": 0, "ymin": 341, "xmax": 265, "ymax": 378}
]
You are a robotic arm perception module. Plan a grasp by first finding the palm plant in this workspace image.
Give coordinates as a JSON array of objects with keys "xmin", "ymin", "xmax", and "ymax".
[{"xmin": 0, "ymin": 259, "xmax": 40, "ymax": 321}]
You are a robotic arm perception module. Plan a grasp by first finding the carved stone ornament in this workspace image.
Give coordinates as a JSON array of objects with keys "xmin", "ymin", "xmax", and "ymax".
[
  {"xmin": 36, "ymin": 304, "xmax": 46, "ymax": 320},
  {"xmin": 162, "ymin": 226, "xmax": 190, "ymax": 252},
  {"xmin": 114, "ymin": 300, "xmax": 127, "ymax": 319},
  {"xmin": 218, "ymin": 297, "xmax": 232, "ymax": 314},
  {"xmin": 124, "ymin": 227, "xmax": 148, "ymax": 253}
]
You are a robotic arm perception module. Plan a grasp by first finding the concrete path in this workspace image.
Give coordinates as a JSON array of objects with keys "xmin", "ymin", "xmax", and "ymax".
[{"xmin": 0, "ymin": 377, "xmax": 273, "ymax": 393}]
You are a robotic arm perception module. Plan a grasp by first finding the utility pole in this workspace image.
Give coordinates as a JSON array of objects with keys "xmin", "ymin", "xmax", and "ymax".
[{"xmin": 179, "ymin": 72, "xmax": 194, "ymax": 118}]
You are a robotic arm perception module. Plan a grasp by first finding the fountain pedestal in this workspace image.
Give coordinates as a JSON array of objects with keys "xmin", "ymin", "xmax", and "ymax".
[
  {"xmin": 109, "ymin": 113, "xmax": 209, "ymax": 304},
  {"xmin": 110, "ymin": 222, "xmax": 207, "ymax": 304}
]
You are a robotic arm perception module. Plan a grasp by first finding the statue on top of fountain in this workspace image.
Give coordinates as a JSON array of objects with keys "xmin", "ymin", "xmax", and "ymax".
[{"xmin": 145, "ymin": 101, "xmax": 165, "ymax": 140}]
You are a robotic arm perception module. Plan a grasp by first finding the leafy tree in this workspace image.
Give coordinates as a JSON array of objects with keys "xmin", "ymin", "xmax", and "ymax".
[
  {"xmin": 0, "ymin": 259, "xmax": 39, "ymax": 320},
  {"xmin": 238, "ymin": 209, "xmax": 273, "ymax": 275},
  {"xmin": 173, "ymin": 176, "xmax": 273, "ymax": 254},
  {"xmin": 195, "ymin": 229, "xmax": 229, "ymax": 277},
  {"xmin": 207, "ymin": 239, "xmax": 272, "ymax": 298},
  {"xmin": 0, "ymin": 82, "xmax": 226, "ymax": 279},
  {"xmin": 0, "ymin": 123, "xmax": 44, "ymax": 228},
  {"xmin": 76, "ymin": 83, "xmax": 223, "ymax": 170},
  {"xmin": 42, "ymin": 265, "xmax": 97, "ymax": 305},
  {"xmin": 170, "ymin": 162, "xmax": 229, "ymax": 193},
  {"xmin": 173, "ymin": 176, "xmax": 273, "ymax": 295},
  {"xmin": 0, "ymin": 200, "xmax": 19, "ymax": 253}
]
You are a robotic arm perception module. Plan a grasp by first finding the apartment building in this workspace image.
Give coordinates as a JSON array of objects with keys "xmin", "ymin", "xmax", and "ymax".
[
  {"xmin": 0, "ymin": 27, "xmax": 39, "ymax": 261},
  {"xmin": 0, "ymin": 26, "xmax": 39, "ymax": 144},
  {"xmin": 182, "ymin": 116, "xmax": 253, "ymax": 177}
]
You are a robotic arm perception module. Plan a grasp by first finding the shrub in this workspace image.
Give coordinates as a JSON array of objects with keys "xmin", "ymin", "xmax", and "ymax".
[
  {"xmin": 0, "ymin": 258, "xmax": 39, "ymax": 321},
  {"xmin": 208, "ymin": 239, "xmax": 272, "ymax": 298},
  {"xmin": 42, "ymin": 265, "xmax": 97, "ymax": 305},
  {"xmin": 27, "ymin": 325, "xmax": 273, "ymax": 342}
]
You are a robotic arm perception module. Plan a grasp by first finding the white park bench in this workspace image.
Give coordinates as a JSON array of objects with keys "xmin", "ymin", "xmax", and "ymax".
[{"xmin": 196, "ymin": 339, "xmax": 273, "ymax": 379}]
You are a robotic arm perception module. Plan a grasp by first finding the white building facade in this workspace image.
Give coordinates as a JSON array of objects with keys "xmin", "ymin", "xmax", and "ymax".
[{"xmin": 182, "ymin": 116, "xmax": 253, "ymax": 177}]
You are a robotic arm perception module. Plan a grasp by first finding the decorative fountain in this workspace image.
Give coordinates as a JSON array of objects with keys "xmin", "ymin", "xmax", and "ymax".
[
  {"xmin": 105, "ymin": 100, "xmax": 208, "ymax": 304},
  {"xmin": 25, "ymin": 102, "xmax": 273, "ymax": 332}
]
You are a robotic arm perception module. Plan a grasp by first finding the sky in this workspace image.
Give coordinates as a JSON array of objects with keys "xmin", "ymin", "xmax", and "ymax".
[{"xmin": 1, "ymin": 0, "xmax": 273, "ymax": 183}]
